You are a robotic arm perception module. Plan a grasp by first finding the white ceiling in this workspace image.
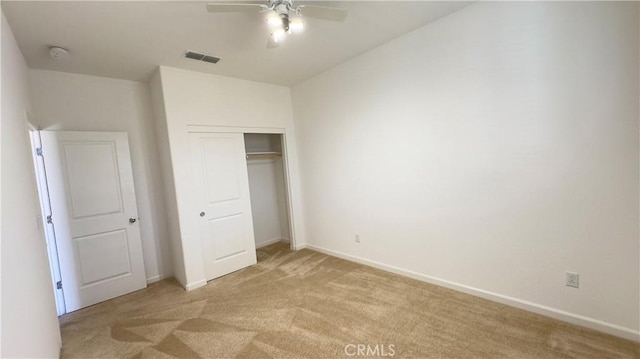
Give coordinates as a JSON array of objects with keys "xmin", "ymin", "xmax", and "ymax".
[{"xmin": 2, "ymin": 1, "xmax": 471, "ymax": 86}]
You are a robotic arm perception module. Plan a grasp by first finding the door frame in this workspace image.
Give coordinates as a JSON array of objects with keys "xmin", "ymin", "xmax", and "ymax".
[
  {"xmin": 28, "ymin": 128, "xmax": 66, "ymax": 316},
  {"xmin": 186, "ymin": 125, "xmax": 299, "ymax": 250}
]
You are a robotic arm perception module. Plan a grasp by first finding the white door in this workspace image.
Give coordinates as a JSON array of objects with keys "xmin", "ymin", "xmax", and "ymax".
[
  {"xmin": 189, "ymin": 132, "xmax": 257, "ymax": 281},
  {"xmin": 40, "ymin": 131, "xmax": 146, "ymax": 312}
]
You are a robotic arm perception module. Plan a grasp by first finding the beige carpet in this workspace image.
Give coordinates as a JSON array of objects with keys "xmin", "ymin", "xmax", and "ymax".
[{"xmin": 60, "ymin": 242, "xmax": 639, "ymax": 358}]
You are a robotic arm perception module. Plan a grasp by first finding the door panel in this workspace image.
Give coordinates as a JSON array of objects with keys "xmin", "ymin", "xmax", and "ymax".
[
  {"xmin": 201, "ymin": 137, "xmax": 241, "ymax": 203},
  {"xmin": 190, "ymin": 132, "xmax": 257, "ymax": 281},
  {"xmin": 64, "ymin": 142, "xmax": 123, "ymax": 218},
  {"xmin": 209, "ymin": 214, "xmax": 247, "ymax": 259},
  {"xmin": 41, "ymin": 131, "xmax": 146, "ymax": 312},
  {"xmin": 75, "ymin": 230, "xmax": 131, "ymax": 285}
]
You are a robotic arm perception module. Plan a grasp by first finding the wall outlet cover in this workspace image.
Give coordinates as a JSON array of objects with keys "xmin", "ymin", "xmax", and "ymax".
[{"xmin": 566, "ymin": 272, "xmax": 579, "ymax": 288}]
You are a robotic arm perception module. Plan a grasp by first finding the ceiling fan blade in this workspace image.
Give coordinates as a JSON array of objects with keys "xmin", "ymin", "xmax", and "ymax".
[
  {"xmin": 267, "ymin": 36, "xmax": 280, "ymax": 49},
  {"xmin": 297, "ymin": 5, "xmax": 348, "ymax": 22},
  {"xmin": 206, "ymin": 3, "xmax": 268, "ymax": 13}
]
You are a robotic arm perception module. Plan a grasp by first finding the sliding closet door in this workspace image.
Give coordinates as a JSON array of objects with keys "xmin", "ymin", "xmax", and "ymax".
[{"xmin": 189, "ymin": 132, "xmax": 257, "ymax": 281}]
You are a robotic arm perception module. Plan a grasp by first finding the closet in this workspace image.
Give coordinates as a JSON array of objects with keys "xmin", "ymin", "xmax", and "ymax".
[
  {"xmin": 244, "ymin": 133, "xmax": 291, "ymax": 248},
  {"xmin": 150, "ymin": 67, "xmax": 303, "ymax": 289}
]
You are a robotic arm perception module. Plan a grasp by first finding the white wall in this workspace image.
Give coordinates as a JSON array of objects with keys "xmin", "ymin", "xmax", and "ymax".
[
  {"xmin": 150, "ymin": 66, "xmax": 305, "ymax": 289},
  {"xmin": 274, "ymin": 158, "xmax": 291, "ymax": 242},
  {"xmin": 28, "ymin": 70, "xmax": 173, "ymax": 284},
  {"xmin": 247, "ymin": 158, "xmax": 290, "ymax": 247},
  {"xmin": 1, "ymin": 12, "xmax": 62, "ymax": 357},
  {"xmin": 149, "ymin": 70, "xmax": 186, "ymax": 286},
  {"xmin": 292, "ymin": 1, "xmax": 639, "ymax": 340},
  {"xmin": 245, "ymin": 134, "xmax": 291, "ymax": 247}
]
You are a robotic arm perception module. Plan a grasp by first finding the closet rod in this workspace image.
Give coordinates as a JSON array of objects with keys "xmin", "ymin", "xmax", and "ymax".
[{"xmin": 245, "ymin": 151, "xmax": 282, "ymax": 159}]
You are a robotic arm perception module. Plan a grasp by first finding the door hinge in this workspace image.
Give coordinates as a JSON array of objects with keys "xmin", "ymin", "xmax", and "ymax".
[
  {"xmin": 46, "ymin": 215, "xmax": 53, "ymax": 224},
  {"xmin": 36, "ymin": 147, "xmax": 43, "ymax": 156},
  {"xmin": 56, "ymin": 281, "xmax": 63, "ymax": 290}
]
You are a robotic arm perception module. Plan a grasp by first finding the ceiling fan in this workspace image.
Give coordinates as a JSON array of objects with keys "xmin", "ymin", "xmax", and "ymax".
[{"xmin": 207, "ymin": 0, "xmax": 348, "ymax": 48}]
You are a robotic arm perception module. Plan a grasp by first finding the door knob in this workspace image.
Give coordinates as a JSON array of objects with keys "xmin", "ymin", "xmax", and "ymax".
[
  {"xmin": 129, "ymin": 217, "xmax": 138, "ymax": 224},
  {"xmin": 200, "ymin": 211, "xmax": 206, "ymax": 217}
]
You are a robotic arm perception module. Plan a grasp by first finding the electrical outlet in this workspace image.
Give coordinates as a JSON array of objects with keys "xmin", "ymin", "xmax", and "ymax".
[
  {"xmin": 355, "ymin": 234, "xmax": 361, "ymax": 243},
  {"xmin": 566, "ymin": 272, "xmax": 579, "ymax": 288}
]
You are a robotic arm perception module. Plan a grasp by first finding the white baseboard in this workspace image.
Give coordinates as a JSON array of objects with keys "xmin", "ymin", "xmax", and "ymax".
[
  {"xmin": 256, "ymin": 237, "xmax": 289, "ymax": 249},
  {"xmin": 173, "ymin": 276, "xmax": 207, "ymax": 292},
  {"xmin": 146, "ymin": 274, "xmax": 170, "ymax": 284},
  {"xmin": 293, "ymin": 242, "xmax": 307, "ymax": 250},
  {"xmin": 305, "ymin": 244, "xmax": 640, "ymax": 343},
  {"xmin": 184, "ymin": 279, "xmax": 207, "ymax": 291}
]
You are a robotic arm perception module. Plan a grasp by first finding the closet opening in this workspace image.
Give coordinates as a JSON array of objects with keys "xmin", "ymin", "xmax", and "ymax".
[{"xmin": 244, "ymin": 133, "xmax": 292, "ymax": 251}]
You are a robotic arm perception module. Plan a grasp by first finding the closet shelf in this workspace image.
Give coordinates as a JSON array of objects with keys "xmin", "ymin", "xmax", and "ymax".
[{"xmin": 245, "ymin": 151, "xmax": 282, "ymax": 159}]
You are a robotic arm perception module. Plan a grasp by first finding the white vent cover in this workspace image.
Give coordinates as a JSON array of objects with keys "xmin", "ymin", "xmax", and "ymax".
[{"xmin": 184, "ymin": 50, "xmax": 221, "ymax": 64}]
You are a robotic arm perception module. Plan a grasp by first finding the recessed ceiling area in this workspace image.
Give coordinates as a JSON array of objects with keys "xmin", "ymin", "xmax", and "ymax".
[{"xmin": 2, "ymin": 1, "xmax": 471, "ymax": 86}]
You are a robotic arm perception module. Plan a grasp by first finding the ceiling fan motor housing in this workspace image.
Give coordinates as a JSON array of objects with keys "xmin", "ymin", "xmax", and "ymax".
[
  {"xmin": 280, "ymin": 13, "xmax": 290, "ymax": 31},
  {"xmin": 269, "ymin": 0, "xmax": 293, "ymax": 31},
  {"xmin": 269, "ymin": 0, "xmax": 293, "ymax": 12}
]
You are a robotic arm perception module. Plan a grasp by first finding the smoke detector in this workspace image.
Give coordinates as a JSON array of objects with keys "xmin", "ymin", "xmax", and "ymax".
[{"xmin": 49, "ymin": 46, "xmax": 69, "ymax": 60}]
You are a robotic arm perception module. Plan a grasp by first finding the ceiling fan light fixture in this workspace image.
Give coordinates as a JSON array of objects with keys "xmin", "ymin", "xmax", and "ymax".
[
  {"xmin": 289, "ymin": 19, "xmax": 304, "ymax": 33},
  {"xmin": 266, "ymin": 13, "xmax": 282, "ymax": 27},
  {"xmin": 271, "ymin": 28, "xmax": 286, "ymax": 43},
  {"xmin": 207, "ymin": 0, "xmax": 348, "ymax": 49}
]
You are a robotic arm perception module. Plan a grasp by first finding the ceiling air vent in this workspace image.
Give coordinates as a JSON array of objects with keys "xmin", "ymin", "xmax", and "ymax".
[{"xmin": 184, "ymin": 50, "xmax": 221, "ymax": 64}]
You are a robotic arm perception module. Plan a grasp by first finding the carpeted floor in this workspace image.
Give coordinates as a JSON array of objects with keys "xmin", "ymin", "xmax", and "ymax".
[{"xmin": 59, "ymin": 242, "xmax": 639, "ymax": 358}]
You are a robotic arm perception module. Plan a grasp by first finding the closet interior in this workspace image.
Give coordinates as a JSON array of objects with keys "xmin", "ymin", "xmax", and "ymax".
[{"xmin": 244, "ymin": 133, "xmax": 291, "ymax": 249}]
